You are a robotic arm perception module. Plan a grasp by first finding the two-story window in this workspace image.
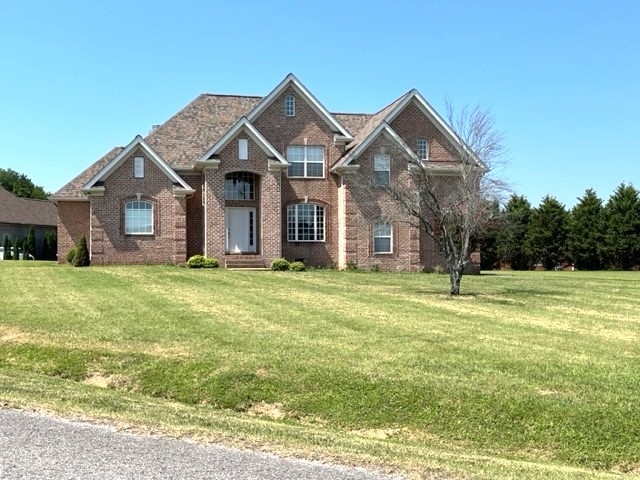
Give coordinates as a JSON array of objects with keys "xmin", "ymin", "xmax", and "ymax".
[
  {"xmin": 125, "ymin": 200, "xmax": 153, "ymax": 235},
  {"xmin": 373, "ymin": 153, "xmax": 390, "ymax": 186},
  {"xmin": 287, "ymin": 145, "xmax": 324, "ymax": 178},
  {"xmin": 373, "ymin": 223, "xmax": 392, "ymax": 253},
  {"xmin": 287, "ymin": 203, "xmax": 325, "ymax": 242},
  {"xmin": 417, "ymin": 138, "xmax": 429, "ymax": 161},
  {"xmin": 224, "ymin": 172, "xmax": 255, "ymax": 200}
]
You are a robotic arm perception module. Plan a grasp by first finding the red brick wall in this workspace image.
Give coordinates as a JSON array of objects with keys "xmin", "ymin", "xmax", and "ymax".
[
  {"xmin": 181, "ymin": 173, "xmax": 203, "ymax": 257},
  {"xmin": 89, "ymin": 148, "xmax": 187, "ymax": 264},
  {"xmin": 203, "ymin": 134, "xmax": 282, "ymax": 263},
  {"xmin": 57, "ymin": 201, "xmax": 90, "ymax": 263},
  {"xmin": 252, "ymin": 86, "xmax": 343, "ymax": 267}
]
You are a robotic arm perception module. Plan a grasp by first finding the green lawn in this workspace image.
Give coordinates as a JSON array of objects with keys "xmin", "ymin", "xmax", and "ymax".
[{"xmin": 1, "ymin": 262, "xmax": 639, "ymax": 479}]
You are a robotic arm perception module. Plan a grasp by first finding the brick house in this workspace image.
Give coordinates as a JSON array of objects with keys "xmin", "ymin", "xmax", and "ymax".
[{"xmin": 52, "ymin": 74, "xmax": 479, "ymax": 271}]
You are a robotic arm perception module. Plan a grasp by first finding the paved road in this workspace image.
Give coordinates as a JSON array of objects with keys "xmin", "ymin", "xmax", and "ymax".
[{"xmin": 0, "ymin": 408, "xmax": 403, "ymax": 479}]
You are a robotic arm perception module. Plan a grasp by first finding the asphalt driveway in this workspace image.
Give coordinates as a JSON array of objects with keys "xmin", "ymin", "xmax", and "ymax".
[{"xmin": 0, "ymin": 408, "xmax": 403, "ymax": 479}]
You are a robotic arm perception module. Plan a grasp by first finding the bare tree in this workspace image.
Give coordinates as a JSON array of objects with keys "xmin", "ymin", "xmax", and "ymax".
[{"xmin": 375, "ymin": 104, "xmax": 508, "ymax": 295}]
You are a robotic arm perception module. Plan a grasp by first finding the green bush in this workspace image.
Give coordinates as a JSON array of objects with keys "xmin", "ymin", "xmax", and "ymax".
[
  {"xmin": 289, "ymin": 261, "xmax": 305, "ymax": 272},
  {"xmin": 12, "ymin": 238, "xmax": 19, "ymax": 260},
  {"xmin": 186, "ymin": 255, "xmax": 206, "ymax": 268},
  {"xmin": 43, "ymin": 230, "xmax": 57, "ymax": 260},
  {"xmin": 24, "ymin": 226, "xmax": 36, "ymax": 260},
  {"xmin": 3, "ymin": 236, "xmax": 11, "ymax": 260},
  {"xmin": 203, "ymin": 257, "xmax": 219, "ymax": 268},
  {"xmin": 66, "ymin": 247, "xmax": 77, "ymax": 264},
  {"xmin": 270, "ymin": 258, "xmax": 290, "ymax": 271},
  {"xmin": 73, "ymin": 235, "xmax": 90, "ymax": 267}
]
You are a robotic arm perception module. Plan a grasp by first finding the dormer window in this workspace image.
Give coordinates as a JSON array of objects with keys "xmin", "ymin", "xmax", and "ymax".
[
  {"xmin": 285, "ymin": 95, "xmax": 295, "ymax": 117},
  {"xmin": 134, "ymin": 156, "xmax": 144, "ymax": 178},
  {"xmin": 418, "ymin": 138, "xmax": 429, "ymax": 161}
]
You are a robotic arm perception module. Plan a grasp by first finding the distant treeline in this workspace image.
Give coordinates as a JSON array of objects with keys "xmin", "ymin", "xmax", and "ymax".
[{"xmin": 479, "ymin": 183, "xmax": 640, "ymax": 270}]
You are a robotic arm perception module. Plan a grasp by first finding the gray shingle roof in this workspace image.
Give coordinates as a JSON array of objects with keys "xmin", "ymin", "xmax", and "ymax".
[{"xmin": 0, "ymin": 186, "xmax": 57, "ymax": 227}]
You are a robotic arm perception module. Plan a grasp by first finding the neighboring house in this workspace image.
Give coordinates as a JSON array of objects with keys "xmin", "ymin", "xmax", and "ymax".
[
  {"xmin": 0, "ymin": 186, "xmax": 57, "ymax": 258},
  {"xmin": 52, "ymin": 74, "xmax": 479, "ymax": 271}
]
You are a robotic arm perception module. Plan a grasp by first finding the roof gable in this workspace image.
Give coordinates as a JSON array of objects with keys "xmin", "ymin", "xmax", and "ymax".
[
  {"xmin": 331, "ymin": 122, "xmax": 418, "ymax": 173},
  {"xmin": 197, "ymin": 117, "xmax": 287, "ymax": 165},
  {"xmin": 83, "ymin": 136, "xmax": 193, "ymax": 193},
  {"xmin": 247, "ymin": 74, "xmax": 353, "ymax": 140}
]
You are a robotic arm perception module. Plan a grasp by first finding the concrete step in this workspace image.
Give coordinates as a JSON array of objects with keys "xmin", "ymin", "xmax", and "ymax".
[{"xmin": 224, "ymin": 257, "xmax": 267, "ymax": 269}]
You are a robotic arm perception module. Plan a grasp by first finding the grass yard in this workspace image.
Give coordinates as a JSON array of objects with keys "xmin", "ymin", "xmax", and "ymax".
[{"xmin": 1, "ymin": 262, "xmax": 639, "ymax": 479}]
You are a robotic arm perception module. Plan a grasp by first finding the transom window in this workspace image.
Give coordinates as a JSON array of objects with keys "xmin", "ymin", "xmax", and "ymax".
[
  {"xmin": 285, "ymin": 95, "xmax": 295, "ymax": 116},
  {"xmin": 125, "ymin": 200, "xmax": 153, "ymax": 235},
  {"xmin": 225, "ymin": 172, "xmax": 255, "ymax": 200},
  {"xmin": 418, "ymin": 138, "xmax": 429, "ymax": 161},
  {"xmin": 373, "ymin": 154, "xmax": 390, "ymax": 186},
  {"xmin": 373, "ymin": 223, "xmax": 392, "ymax": 253},
  {"xmin": 287, "ymin": 204, "xmax": 325, "ymax": 242},
  {"xmin": 287, "ymin": 145, "xmax": 324, "ymax": 178}
]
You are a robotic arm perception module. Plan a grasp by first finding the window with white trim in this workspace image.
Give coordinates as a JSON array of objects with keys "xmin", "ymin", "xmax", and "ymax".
[
  {"xmin": 287, "ymin": 145, "xmax": 324, "ymax": 178},
  {"xmin": 238, "ymin": 139, "xmax": 248, "ymax": 160},
  {"xmin": 287, "ymin": 204, "xmax": 325, "ymax": 242},
  {"xmin": 373, "ymin": 223, "xmax": 392, "ymax": 253},
  {"xmin": 285, "ymin": 95, "xmax": 295, "ymax": 117},
  {"xmin": 134, "ymin": 156, "xmax": 144, "ymax": 178},
  {"xmin": 373, "ymin": 154, "xmax": 390, "ymax": 186},
  {"xmin": 418, "ymin": 138, "xmax": 428, "ymax": 161},
  {"xmin": 125, "ymin": 200, "xmax": 153, "ymax": 235}
]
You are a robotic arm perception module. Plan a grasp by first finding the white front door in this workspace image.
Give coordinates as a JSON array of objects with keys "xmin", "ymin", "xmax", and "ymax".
[{"xmin": 225, "ymin": 208, "xmax": 256, "ymax": 253}]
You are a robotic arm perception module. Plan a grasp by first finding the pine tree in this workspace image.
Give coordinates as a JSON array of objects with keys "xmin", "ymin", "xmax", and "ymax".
[
  {"xmin": 527, "ymin": 196, "xmax": 569, "ymax": 270},
  {"xmin": 497, "ymin": 195, "xmax": 533, "ymax": 270},
  {"xmin": 73, "ymin": 234, "xmax": 90, "ymax": 267},
  {"xmin": 12, "ymin": 238, "xmax": 20, "ymax": 260},
  {"xmin": 43, "ymin": 230, "xmax": 57, "ymax": 261},
  {"xmin": 569, "ymin": 188, "xmax": 605, "ymax": 270},
  {"xmin": 3, "ymin": 236, "xmax": 11, "ymax": 260},
  {"xmin": 603, "ymin": 183, "xmax": 640, "ymax": 269},
  {"xmin": 477, "ymin": 201, "xmax": 502, "ymax": 270},
  {"xmin": 24, "ymin": 225, "xmax": 36, "ymax": 260}
]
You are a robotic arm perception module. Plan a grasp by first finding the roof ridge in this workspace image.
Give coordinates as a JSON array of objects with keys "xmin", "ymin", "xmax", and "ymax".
[
  {"xmin": 201, "ymin": 93, "xmax": 263, "ymax": 99},
  {"xmin": 372, "ymin": 90, "xmax": 413, "ymax": 116}
]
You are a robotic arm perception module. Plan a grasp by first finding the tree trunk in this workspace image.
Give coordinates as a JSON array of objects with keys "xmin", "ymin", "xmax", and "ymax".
[{"xmin": 449, "ymin": 267, "xmax": 463, "ymax": 295}]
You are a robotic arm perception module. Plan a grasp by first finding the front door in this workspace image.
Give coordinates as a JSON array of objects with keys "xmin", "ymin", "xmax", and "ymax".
[{"xmin": 225, "ymin": 207, "xmax": 256, "ymax": 253}]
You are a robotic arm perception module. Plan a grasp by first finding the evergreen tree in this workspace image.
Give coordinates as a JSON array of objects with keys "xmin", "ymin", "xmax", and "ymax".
[
  {"xmin": 43, "ymin": 230, "xmax": 57, "ymax": 261},
  {"xmin": 603, "ymin": 183, "xmax": 640, "ymax": 269},
  {"xmin": 527, "ymin": 195, "xmax": 569, "ymax": 270},
  {"xmin": 73, "ymin": 234, "xmax": 90, "ymax": 267},
  {"xmin": 497, "ymin": 194, "xmax": 533, "ymax": 270},
  {"xmin": 12, "ymin": 238, "xmax": 20, "ymax": 260},
  {"xmin": 3, "ymin": 236, "xmax": 11, "ymax": 260},
  {"xmin": 477, "ymin": 201, "xmax": 502, "ymax": 270},
  {"xmin": 569, "ymin": 188, "xmax": 605, "ymax": 270},
  {"xmin": 24, "ymin": 226, "xmax": 36, "ymax": 260}
]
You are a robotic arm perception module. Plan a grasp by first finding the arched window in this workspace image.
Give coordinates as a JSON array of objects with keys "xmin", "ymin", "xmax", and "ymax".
[
  {"xmin": 287, "ymin": 204, "xmax": 325, "ymax": 242},
  {"xmin": 418, "ymin": 138, "xmax": 429, "ymax": 161},
  {"xmin": 125, "ymin": 200, "xmax": 153, "ymax": 235},
  {"xmin": 225, "ymin": 172, "xmax": 255, "ymax": 200}
]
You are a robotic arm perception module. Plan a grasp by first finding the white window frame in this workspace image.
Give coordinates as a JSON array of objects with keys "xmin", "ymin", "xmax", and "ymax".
[
  {"xmin": 418, "ymin": 138, "xmax": 429, "ymax": 161},
  {"xmin": 373, "ymin": 154, "xmax": 390, "ymax": 186},
  {"xmin": 124, "ymin": 199, "xmax": 153, "ymax": 235},
  {"xmin": 286, "ymin": 145, "xmax": 324, "ymax": 178},
  {"xmin": 285, "ymin": 94, "xmax": 295, "ymax": 117},
  {"xmin": 373, "ymin": 223, "xmax": 392, "ymax": 254},
  {"xmin": 238, "ymin": 139, "xmax": 248, "ymax": 160},
  {"xmin": 287, "ymin": 203, "xmax": 325, "ymax": 242},
  {"xmin": 134, "ymin": 156, "xmax": 144, "ymax": 178}
]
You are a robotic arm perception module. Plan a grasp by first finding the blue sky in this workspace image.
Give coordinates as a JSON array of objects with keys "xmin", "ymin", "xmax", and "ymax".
[{"xmin": 1, "ymin": 0, "xmax": 638, "ymax": 208}]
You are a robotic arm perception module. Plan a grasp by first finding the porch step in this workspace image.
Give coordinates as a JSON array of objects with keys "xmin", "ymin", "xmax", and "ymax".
[{"xmin": 224, "ymin": 257, "xmax": 267, "ymax": 269}]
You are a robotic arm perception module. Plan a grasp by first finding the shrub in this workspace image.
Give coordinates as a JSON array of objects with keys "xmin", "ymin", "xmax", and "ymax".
[
  {"xmin": 203, "ymin": 257, "xmax": 219, "ymax": 268},
  {"xmin": 12, "ymin": 238, "xmax": 19, "ymax": 260},
  {"xmin": 66, "ymin": 248, "xmax": 77, "ymax": 264},
  {"xmin": 73, "ymin": 235, "xmax": 90, "ymax": 267},
  {"xmin": 24, "ymin": 226, "xmax": 36, "ymax": 260},
  {"xmin": 186, "ymin": 255, "xmax": 206, "ymax": 268},
  {"xmin": 3, "ymin": 236, "xmax": 11, "ymax": 260},
  {"xmin": 270, "ymin": 258, "xmax": 290, "ymax": 271},
  {"xmin": 43, "ymin": 230, "xmax": 57, "ymax": 260},
  {"xmin": 289, "ymin": 261, "xmax": 305, "ymax": 272}
]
